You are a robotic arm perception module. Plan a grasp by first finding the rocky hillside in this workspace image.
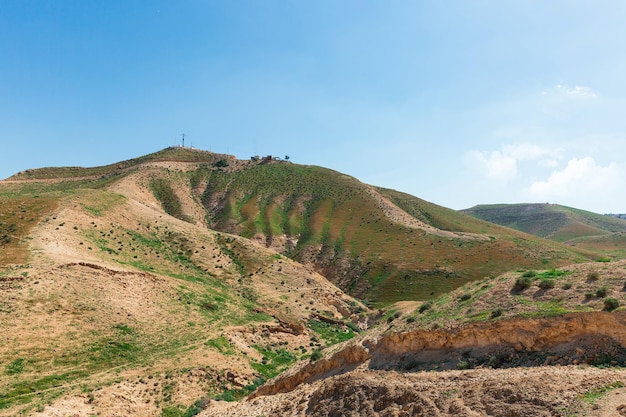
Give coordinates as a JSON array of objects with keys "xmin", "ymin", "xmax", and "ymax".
[
  {"xmin": 0, "ymin": 153, "xmax": 369, "ymax": 416},
  {"xmin": 2, "ymin": 147, "xmax": 625, "ymax": 416},
  {"xmin": 206, "ymin": 260, "xmax": 626, "ymax": 417}
]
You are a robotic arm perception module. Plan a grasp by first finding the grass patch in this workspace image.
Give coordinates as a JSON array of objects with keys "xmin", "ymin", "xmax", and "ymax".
[
  {"xmin": 308, "ymin": 319, "xmax": 356, "ymax": 346},
  {"xmin": 150, "ymin": 178, "xmax": 187, "ymax": 221},
  {"xmin": 5, "ymin": 358, "xmax": 24, "ymax": 375},
  {"xmin": 580, "ymin": 381, "xmax": 624, "ymax": 404},
  {"xmin": 0, "ymin": 371, "xmax": 86, "ymax": 409},
  {"xmin": 250, "ymin": 346, "xmax": 297, "ymax": 380},
  {"xmin": 206, "ymin": 336, "xmax": 235, "ymax": 355}
]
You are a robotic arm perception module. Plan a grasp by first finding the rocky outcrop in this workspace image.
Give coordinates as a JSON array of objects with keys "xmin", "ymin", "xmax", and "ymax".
[
  {"xmin": 251, "ymin": 344, "xmax": 371, "ymax": 398},
  {"xmin": 253, "ymin": 312, "xmax": 626, "ymax": 397}
]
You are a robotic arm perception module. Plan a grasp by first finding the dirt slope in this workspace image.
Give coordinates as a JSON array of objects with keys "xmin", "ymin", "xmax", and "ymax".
[
  {"xmin": 201, "ymin": 366, "xmax": 626, "ymax": 417},
  {"xmin": 0, "ymin": 162, "xmax": 368, "ymax": 416}
]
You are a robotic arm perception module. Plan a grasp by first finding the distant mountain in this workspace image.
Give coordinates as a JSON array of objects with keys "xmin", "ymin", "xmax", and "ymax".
[{"xmin": 461, "ymin": 203, "xmax": 626, "ymax": 258}]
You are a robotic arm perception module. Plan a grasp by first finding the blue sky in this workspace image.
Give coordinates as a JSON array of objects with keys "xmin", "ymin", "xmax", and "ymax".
[{"xmin": 2, "ymin": 1, "xmax": 626, "ymax": 214}]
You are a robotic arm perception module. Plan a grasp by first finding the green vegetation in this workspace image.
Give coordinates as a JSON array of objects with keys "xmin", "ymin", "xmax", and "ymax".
[
  {"xmin": 538, "ymin": 279, "xmax": 555, "ymax": 290},
  {"xmin": 0, "ymin": 195, "xmax": 57, "ymax": 267},
  {"xmin": 403, "ymin": 262, "xmax": 626, "ymax": 329},
  {"xmin": 587, "ymin": 271, "xmax": 600, "ymax": 281},
  {"xmin": 462, "ymin": 203, "xmax": 626, "ymax": 259},
  {"xmin": 214, "ymin": 378, "xmax": 265, "ymax": 402},
  {"xmin": 308, "ymin": 319, "xmax": 357, "ymax": 345},
  {"xmin": 251, "ymin": 346, "xmax": 297, "ymax": 379},
  {"xmin": 5, "ymin": 358, "xmax": 24, "ymax": 375},
  {"xmin": 206, "ymin": 336, "xmax": 235, "ymax": 354},
  {"xmin": 604, "ymin": 298, "xmax": 620, "ymax": 311},
  {"xmin": 150, "ymin": 178, "xmax": 187, "ymax": 221},
  {"xmin": 595, "ymin": 286, "xmax": 609, "ymax": 298},
  {"xmin": 512, "ymin": 276, "xmax": 533, "ymax": 292},
  {"xmin": 0, "ymin": 371, "xmax": 86, "ymax": 409},
  {"xmin": 309, "ymin": 350, "xmax": 323, "ymax": 362},
  {"xmin": 197, "ymin": 163, "xmax": 596, "ymax": 303},
  {"xmin": 580, "ymin": 381, "xmax": 625, "ymax": 404},
  {"xmin": 513, "ymin": 269, "xmax": 570, "ymax": 292},
  {"xmin": 3, "ymin": 147, "xmax": 624, "ymax": 414},
  {"xmin": 161, "ymin": 396, "xmax": 211, "ymax": 417}
]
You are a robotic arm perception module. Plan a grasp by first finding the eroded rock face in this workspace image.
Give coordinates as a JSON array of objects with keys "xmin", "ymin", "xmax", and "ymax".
[
  {"xmin": 368, "ymin": 312, "xmax": 626, "ymax": 371},
  {"xmin": 254, "ymin": 312, "xmax": 626, "ymax": 398},
  {"xmin": 201, "ymin": 367, "xmax": 626, "ymax": 417},
  {"xmin": 252, "ymin": 344, "xmax": 371, "ymax": 398}
]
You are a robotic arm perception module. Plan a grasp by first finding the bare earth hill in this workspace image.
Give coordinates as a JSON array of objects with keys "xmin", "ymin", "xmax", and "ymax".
[{"xmin": 1, "ymin": 147, "xmax": 625, "ymax": 416}]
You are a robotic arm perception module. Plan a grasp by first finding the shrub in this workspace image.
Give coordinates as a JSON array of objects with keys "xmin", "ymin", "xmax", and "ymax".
[
  {"xmin": 459, "ymin": 293, "xmax": 471, "ymax": 302},
  {"xmin": 512, "ymin": 277, "xmax": 533, "ymax": 292},
  {"xmin": 604, "ymin": 298, "xmax": 620, "ymax": 311},
  {"xmin": 490, "ymin": 308, "xmax": 503, "ymax": 319},
  {"xmin": 538, "ymin": 279, "xmax": 555, "ymax": 290},
  {"xmin": 310, "ymin": 350, "xmax": 323, "ymax": 362},
  {"xmin": 213, "ymin": 159, "xmax": 229, "ymax": 168},
  {"xmin": 419, "ymin": 302, "xmax": 432, "ymax": 313},
  {"xmin": 587, "ymin": 271, "xmax": 600, "ymax": 281},
  {"xmin": 596, "ymin": 287, "xmax": 609, "ymax": 298},
  {"xmin": 561, "ymin": 282, "xmax": 572, "ymax": 290},
  {"xmin": 522, "ymin": 270, "xmax": 537, "ymax": 278}
]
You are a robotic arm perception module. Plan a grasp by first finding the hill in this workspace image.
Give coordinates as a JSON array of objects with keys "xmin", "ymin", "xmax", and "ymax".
[
  {"xmin": 193, "ymin": 161, "xmax": 599, "ymax": 304},
  {"xmin": 1, "ymin": 147, "xmax": 623, "ymax": 416},
  {"xmin": 462, "ymin": 203, "xmax": 626, "ymax": 259},
  {"xmin": 0, "ymin": 150, "xmax": 368, "ymax": 416},
  {"xmin": 207, "ymin": 260, "xmax": 626, "ymax": 417}
]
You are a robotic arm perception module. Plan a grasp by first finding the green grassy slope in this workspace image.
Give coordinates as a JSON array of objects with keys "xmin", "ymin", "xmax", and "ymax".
[
  {"xmin": 196, "ymin": 163, "xmax": 598, "ymax": 304},
  {"xmin": 401, "ymin": 260, "xmax": 626, "ymax": 330},
  {"xmin": 462, "ymin": 203, "xmax": 626, "ymax": 258}
]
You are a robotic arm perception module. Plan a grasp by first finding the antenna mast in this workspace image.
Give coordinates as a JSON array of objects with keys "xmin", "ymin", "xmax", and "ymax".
[{"xmin": 181, "ymin": 133, "xmax": 187, "ymax": 147}]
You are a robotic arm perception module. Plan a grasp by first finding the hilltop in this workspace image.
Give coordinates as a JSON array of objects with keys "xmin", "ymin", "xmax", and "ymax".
[
  {"xmin": 2, "ymin": 147, "xmax": 625, "ymax": 416},
  {"xmin": 462, "ymin": 203, "xmax": 626, "ymax": 259}
]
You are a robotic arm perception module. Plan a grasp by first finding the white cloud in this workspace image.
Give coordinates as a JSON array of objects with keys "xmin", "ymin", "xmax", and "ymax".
[
  {"xmin": 529, "ymin": 157, "xmax": 619, "ymax": 198},
  {"xmin": 465, "ymin": 142, "xmax": 563, "ymax": 182},
  {"xmin": 541, "ymin": 84, "xmax": 598, "ymax": 99},
  {"xmin": 465, "ymin": 150, "xmax": 517, "ymax": 181}
]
